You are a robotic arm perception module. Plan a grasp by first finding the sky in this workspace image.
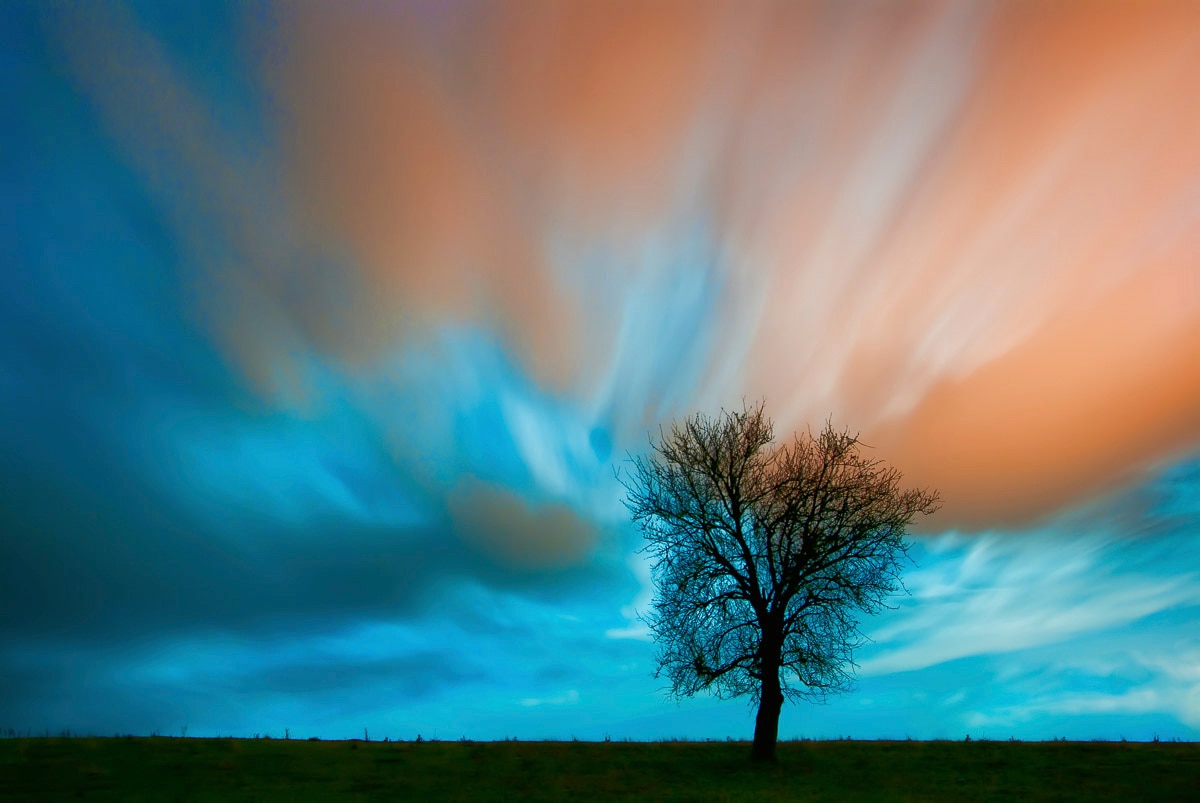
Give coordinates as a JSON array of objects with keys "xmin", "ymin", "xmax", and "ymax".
[{"xmin": 2, "ymin": 0, "xmax": 1199, "ymax": 742}]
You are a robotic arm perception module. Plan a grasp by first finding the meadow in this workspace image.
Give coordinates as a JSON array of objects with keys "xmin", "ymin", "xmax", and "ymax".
[{"xmin": 1, "ymin": 736, "xmax": 1197, "ymax": 801}]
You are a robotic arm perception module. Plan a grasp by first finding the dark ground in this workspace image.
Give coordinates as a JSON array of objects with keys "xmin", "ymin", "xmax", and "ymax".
[{"xmin": 1, "ymin": 736, "xmax": 1197, "ymax": 801}]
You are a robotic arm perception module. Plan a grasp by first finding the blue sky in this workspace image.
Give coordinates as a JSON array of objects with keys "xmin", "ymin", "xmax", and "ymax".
[{"xmin": 2, "ymin": 0, "xmax": 1198, "ymax": 742}]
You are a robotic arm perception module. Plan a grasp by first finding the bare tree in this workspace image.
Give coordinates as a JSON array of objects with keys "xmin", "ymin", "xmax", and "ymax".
[{"xmin": 621, "ymin": 401, "xmax": 939, "ymax": 761}]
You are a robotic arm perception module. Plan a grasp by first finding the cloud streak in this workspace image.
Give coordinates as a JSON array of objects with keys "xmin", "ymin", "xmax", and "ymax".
[
  {"xmin": 861, "ymin": 460, "xmax": 1200, "ymax": 676},
  {"xmin": 40, "ymin": 0, "xmax": 1200, "ymax": 528},
  {"xmin": 5, "ymin": 0, "xmax": 1199, "ymax": 742},
  {"xmin": 256, "ymin": 0, "xmax": 1200, "ymax": 527}
]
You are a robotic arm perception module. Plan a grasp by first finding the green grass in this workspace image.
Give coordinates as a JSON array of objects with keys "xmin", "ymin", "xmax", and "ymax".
[{"xmin": 1, "ymin": 737, "xmax": 1197, "ymax": 801}]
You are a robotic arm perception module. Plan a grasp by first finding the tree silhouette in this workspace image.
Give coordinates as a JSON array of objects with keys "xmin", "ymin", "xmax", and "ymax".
[{"xmin": 621, "ymin": 401, "xmax": 939, "ymax": 761}]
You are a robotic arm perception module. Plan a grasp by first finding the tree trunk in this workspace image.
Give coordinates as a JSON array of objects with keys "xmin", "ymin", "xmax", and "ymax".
[{"xmin": 751, "ymin": 663, "xmax": 784, "ymax": 761}]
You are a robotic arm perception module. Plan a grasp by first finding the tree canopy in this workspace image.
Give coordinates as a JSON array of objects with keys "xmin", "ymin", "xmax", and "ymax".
[{"xmin": 621, "ymin": 402, "xmax": 939, "ymax": 760}]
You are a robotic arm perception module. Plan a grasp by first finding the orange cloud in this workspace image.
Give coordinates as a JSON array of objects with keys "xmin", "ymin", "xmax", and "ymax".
[
  {"xmin": 61, "ymin": 0, "xmax": 1200, "ymax": 528},
  {"xmin": 868, "ymin": 271, "xmax": 1200, "ymax": 528},
  {"xmin": 448, "ymin": 478, "xmax": 598, "ymax": 569},
  {"xmin": 726, "ymin": 1, "xmax": 1200, "ymax": 527},
  {"xmin": 267, "ymin": 1, "xmax": 1200, "ymax": 527}
]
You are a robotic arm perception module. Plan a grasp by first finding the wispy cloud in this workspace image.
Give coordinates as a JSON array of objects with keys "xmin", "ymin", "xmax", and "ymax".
[
  {"xmin": 857, "ymin": 462, "xmax": 1200, "ymax": 737},
  {"xmin": 4, "ymin": 0, "xmax": 1200, "ymax": 742},
  {"xmin": 519, "ymin": 690, "xmax": 580, "ymax": 708}
]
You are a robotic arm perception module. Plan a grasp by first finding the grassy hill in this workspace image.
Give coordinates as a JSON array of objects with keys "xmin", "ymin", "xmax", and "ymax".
[{"xmin": 2, "ymin": 736, "xmax": 1197, "ymax": 801}]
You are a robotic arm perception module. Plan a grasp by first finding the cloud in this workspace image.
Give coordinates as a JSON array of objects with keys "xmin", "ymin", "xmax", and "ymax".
[
  {"xmin": 860, "ymin": 461, "xmax": 1200, "ymax": 677},
  {"xmin": 519, "ymin": 690, "xmax": 580, "ymax": 708},
  {"xmin": 867, "ymin": 273, "xmax": 1200, "ymax": 528},
  {"xmin": 0, "ymin": 381, "xmax": 625, "ymax": 651},
  {"xmin": 0, "ymin": 622, "xmax": 485, "ymax": 736},
  {"xmin": 605, "ymin": 553, "xmax": 654, "ymax": 641},
  {"xmin": 861, "ymin": 537, "xmax": 1198, "ymax": 677},
  {"xmin": 952, "ymin": 640, "xmax": 1200, "ymax": 736},
  {"xmin": 7, "ymin": 0, "xmax": 1200, "ymax": 742},
  {"xmin": 259, "ymin": 0, "xmax": 1200, "ymax": 528},
  {"xmin": 448, "ymin": 478, "xmax": 598, "ymax": 570},
  {"xmin": 37, "ymin": 0, "xmax": 1200, "ymax": 530}
]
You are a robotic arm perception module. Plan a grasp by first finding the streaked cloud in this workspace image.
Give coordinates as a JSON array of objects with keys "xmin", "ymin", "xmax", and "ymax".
[
  {"xmin": 862, "ymin": 462, "xmax": 1200, "ymax": 676},
  {"xmin": 448, "ymin": 478, "xmax": 598, "ymax": 570},
  {"xmin": 2, "ymin": 0, "xmax": 1198, "ymax": 743},
  {"xmin": 265, "ymin": 0, "xmax": 1200, "ymax": 526}
]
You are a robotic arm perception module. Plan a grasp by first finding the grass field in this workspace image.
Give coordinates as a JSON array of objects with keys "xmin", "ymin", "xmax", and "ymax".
[{"xmin": 1, "ymin": 736, "xmax": 1197, "ymax": 801}]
